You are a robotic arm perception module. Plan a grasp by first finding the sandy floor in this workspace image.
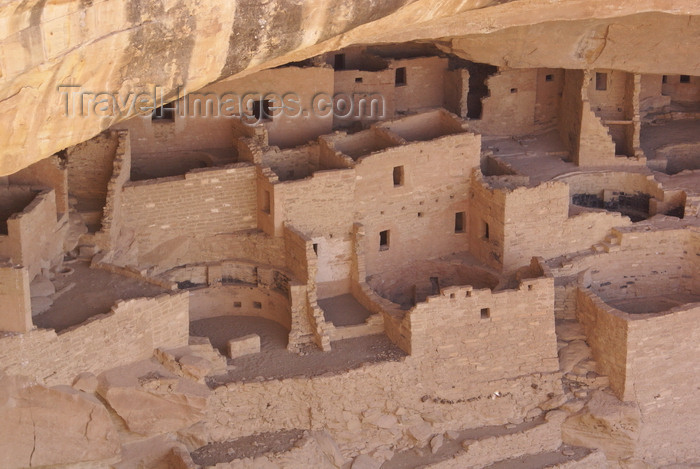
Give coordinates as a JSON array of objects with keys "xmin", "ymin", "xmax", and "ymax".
[
  {"xmin": 190, "ymin": 315, "xmax": 406, "ymax": 386},
  {"xmin": 33, "ymin": 260, "xmax": 166, "ymax": 332},
  {"xmin": 318, "ymin": 293, "xmax": 372, "ymax": 326},
  {"xmin": 640, "ymin": 119, "xmax": 700, "ymax": 162}
]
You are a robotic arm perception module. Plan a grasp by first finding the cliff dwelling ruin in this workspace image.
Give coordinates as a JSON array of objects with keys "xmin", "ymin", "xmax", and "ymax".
[{"xmin": 0, "ymin": 1, "xmax": 699, "ymax": 468}]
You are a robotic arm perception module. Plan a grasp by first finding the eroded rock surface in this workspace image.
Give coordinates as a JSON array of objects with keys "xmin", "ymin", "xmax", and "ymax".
[{"xmin": 0, "ymin": 371, "xmax": 120, "ymax": 469}]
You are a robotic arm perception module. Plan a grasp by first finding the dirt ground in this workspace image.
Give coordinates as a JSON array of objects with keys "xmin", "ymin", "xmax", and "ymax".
[
  {"xmin": 190, "ymin": 429, "xmax": 305, "ymax": 466},
  {"xmin": 190, "ymin": 315, "xmax": 406, "ymax": 386},
  {"xmin": 33, "ymin": 260, "xmax": 166, "ymax": 332}
]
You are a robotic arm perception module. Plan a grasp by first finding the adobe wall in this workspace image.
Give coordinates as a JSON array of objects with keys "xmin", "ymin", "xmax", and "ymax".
[
  {"xmin": 1, "ymin": 189, "xmax": 65, "ymax": 279},
  {"xmin": 534, "ymin": 68, "xmax": 565, "ymax": 128},
  {"xmin": 661, "ymin": 74, "xmax": 700, "ymax": 103},
  {"xmin": 575, "ymin": 288, "xmax": 629, "ymax": 397},
  {"xmin": 0, "ymin": 292, "xmax": 189, "ymax": 386},
  {"xmin": 627, "ymin": 303, "xmax": 700, "ymax": 464},
  {"xmin": 64, "ymin": 130, "xmax": 118, "ymax": 210},
  {"xmin": 443, "ymin": 68, "xmax": 469, "ymax": 118},
  {"xmin": 355, "ymin": 131, "xmax": 481, "ymax": 277},
  {"xmin": 8, "ymin": 156, "xmax": 69, "ymax": 214},
  {"xmin": 402, "ymin": 269, "xmax": 559, "ymax": 382},
  {"xmin": 478, "ymin": 69, "xmax": 538, "ymax": 135},
  {"xmin": 119, "ymin": 164, "xmax": 257, "ymax": 266},
  {"xmin": 468, "ymin": 172, "xmax": 507, "ymax": 270},
  {"xmin": 0, "ymin": 264, "xmax": 31, "ymax": 333},
  {"xmin": 333, "ymin": 68, "xmax": 395, "ymax": 128},
  {"xmin": 391, "ymin": 56, "xmax": 449, "ymax": 113},
  {"xmin": 470, "ymin": 173, "xmax": 631, "ymax": 272},
  {"xmin": 639, "ymin": 74, "xmax": 671, "ymax": 116},
  {"xmin": 583, "ymin": 228, "xmax": 695, "ymax": 302}
]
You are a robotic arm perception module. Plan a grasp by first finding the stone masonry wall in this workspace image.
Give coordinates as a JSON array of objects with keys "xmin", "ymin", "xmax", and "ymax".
[
  {"xmin": 120, "ymin": 164, "xmax": 257, "ymax": 264},
  {"xmin": 0, "ymin": 264, "xmax": 31, "ymax": 333},
  {"xmin": 0, "ymin": 292, "xmax": 189, "ymax": 386}
]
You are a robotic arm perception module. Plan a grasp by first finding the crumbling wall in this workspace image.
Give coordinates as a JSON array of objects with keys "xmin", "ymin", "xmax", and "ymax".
[
  {"xmin": 443, "ymin": 68, "xmax": 469, "ymax": 118},
  {"xmin": 333, "ymin": 68, "xmax": 395, "ymax": 128},
  {"xmin": 120, "ymin": 164, "xmax": 257, "ymax": 265},
  {"xmin": 639, "ymin": 74, "xmax": 671, "ymax": 116},
  {"xmin": 65, "ymin": 130, "xmax": 118, "ymax": 212},
  {"xmin": 1, "ymin": 189, "xmax": 65, "ymax": 279},
  {"xmin": 0, "ymin": 292, "xmax": 189, "ymax": 386},
  {"xmin": 8, "ymin": 156, "xmax": 69, "ymax": 214}
]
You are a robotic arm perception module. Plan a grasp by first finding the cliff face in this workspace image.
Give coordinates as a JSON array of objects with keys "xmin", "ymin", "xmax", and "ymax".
[{"xmin": 0, "ymin": 0, "xmax": 698, "ymax": 175}]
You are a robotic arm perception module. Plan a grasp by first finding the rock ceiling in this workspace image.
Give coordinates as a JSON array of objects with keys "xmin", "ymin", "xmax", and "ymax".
[{"xmin": 0, "ymin": 0, "xmax": 698, "ymax": 175}]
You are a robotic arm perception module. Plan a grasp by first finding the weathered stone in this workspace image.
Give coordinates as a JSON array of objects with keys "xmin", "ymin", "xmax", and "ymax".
[
  {"xmin": 97, "ymin": 359, "xmax": 210, "ymax": 436},
  {"xmin": 0, "ymin": 372, "xmax": 119, "ymax": 469},
  {"xmin": 228, "ymin": 334, "xmax": 261, "ymax": 359},
  {"xmin": 562, "ymin": 390, "xmax": 642, "ymax": 461},
  {"xmin": 430, "ymin": 434, "xmax": 444, "ymax": 453},
  {"xmin": 352, "ymin": 454, "xmax": 382, "ymax": 469},
  {"xmin": 72, "ymin": 371, "xmax": 98, "ymax": 393},
  {"xmin": 311, "ymin": 430, "xmax": 349, "ymax": 467},
  {"xmin": 559, "ymin": 340, "xmax": 592, "ymax": 373}
]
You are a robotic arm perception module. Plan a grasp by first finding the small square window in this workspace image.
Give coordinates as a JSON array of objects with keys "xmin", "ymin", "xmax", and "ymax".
[
  {"xmin": 545, "ymin": 74, "xmax": 554, "ymax": 82},
  {"xmin": 510, "ymin": 88, "xmax": 518, "ymax": 93},
  {"xmin": 465, "ymin": 290, "xmax": 472, "ymax": 297},
  {"xmin": 379, "ymin": 230, "xmax": 390, "ymax": 250},
  {"xmin": 233, "ymin": 301, "xmax": 242, "ymax": 308},
  {"xmin": 253, "ymin": 301, "xmax": 262, "ymax": 309},
  {"xmin": 680, "ymin": 75, "xmax": 691, "ymax": 83},
  {"xmin": 393, "ymin": 165, "xmax": 404, "ymax": 187},
  {"xmin": 480, "ymin": 308, "xmax": 490, "ymax": 319},
  {"xmin": 595, "ymin": 72, "xmax": 607, "ymax": 91},
  {"xmin": 417, "ymin": 212, "xmax": 423, "ymax": 218},
  {"xmin": 528, "ymin": 284, "xmax": 533, "ymax": 291},
  {"xmin": 395, "ymin": 67, "xmax": 407, "ymax": 86},
  {"xmin": 450, "ymin": 293, "xmax": 456, "ymax": 299},
  {"xmin": 355, "ymin": 77, "xmax": 363, "ymax": 83},
  {"xmin": 455, "ymin": 212, "xmax": 465, "ymax": 233}
]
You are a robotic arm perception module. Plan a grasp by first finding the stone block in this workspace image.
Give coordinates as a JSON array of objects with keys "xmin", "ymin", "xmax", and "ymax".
[{"xmin": 227, "ymin": 334, "xmax": 261, "ymax": 359}]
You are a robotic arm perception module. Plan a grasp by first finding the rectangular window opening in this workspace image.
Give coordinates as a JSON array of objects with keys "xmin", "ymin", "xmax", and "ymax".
[
  {"xmin": 680, "ymin": 75, "xmax": 691, "ymax": 83},
  {"xmin": 510, "ymin": 88, "xmax": 518, "ymax": 93},
  {"xmin": 417, "ymin": 212, "xmax": 423, "ymax": 218},
  {"xmin": 393, "ymin": 165, "xmax": 404, "ymax": 187},
  {"xmin": 152, "ymin": 101, "xmax": 175, "ymax": 121},
  {"xmin": 262, "ymin": 190, "xmax": 271, "ymax": 214},
  {"xmin": 233, "ymin": 301, "xmax": 242, "ymax": 308},
  {"xmin": 662, "ymin": 75, "xmax": 668, "ymax": 84},
  {"xmin": 379, "ymin": 230, "xmax": 390, "ymax": 251},
  {"xmin": 395, "ymin": 67, "xmax": 407, "ymax": 86},
  {"xmin": 595, "ymin": 72, "xmax": 608, "ymax": 91},
  {"xmin": 334, "ymin": 53, "xmax": 345, "ymax": 70},
  {"xmin": 545, "ymin": 74, "xmax": 554, "ymax": 82},
  {"xmin": 355, "ymin": 77, "xmax": 363, "ymax": 83},
  {"xmin": 253, "ymin": 301, "xmax": 262, "ymax": 309},
  {"xmin": 483, "ymin": 221, "xmax": 490, "ymax": 240},
  {"xmin": 455, "ymin": 212, "xmax": 465, "ymax": 233},
  {"xmin": 312, "ymin": 243, "xmax": 318, "ymax": 255},
  {"xmin": 252, "ymin": 99, "xmax": 273, "ymax": 120},
  {"xmin": 480, "ymin": 308, "xmax": 490, "ymax": 319}
]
